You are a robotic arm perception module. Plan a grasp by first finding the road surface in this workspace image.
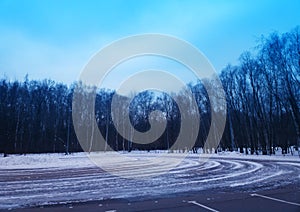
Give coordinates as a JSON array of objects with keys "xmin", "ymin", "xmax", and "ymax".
[{"xmin": 0, "ymin": 154, "xmax": 299, "ymax": 211}]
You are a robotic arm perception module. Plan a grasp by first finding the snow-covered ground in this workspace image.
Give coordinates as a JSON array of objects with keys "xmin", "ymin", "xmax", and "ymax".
[
  {"xmin": 0, "ymin": 152, "xmax": 94, "ymax": 170},
  {"xmin": 0, "ymin": 151, "xmax": 299, "ymax": 209},
  {"xmin": 0, "ymin": 150, "xmax": 299, "ymax": 170}
]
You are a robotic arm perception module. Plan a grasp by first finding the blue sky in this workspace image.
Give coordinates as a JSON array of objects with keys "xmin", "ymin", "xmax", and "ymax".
[{"xmin": 0, "ymin": 0, "xmax": 300, "ymax": 87}]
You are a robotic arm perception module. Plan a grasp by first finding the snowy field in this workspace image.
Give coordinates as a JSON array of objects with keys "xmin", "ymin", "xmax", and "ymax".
[{"xmin": 0, "ymin": 151, "xmax": 299, "ymax": 209}]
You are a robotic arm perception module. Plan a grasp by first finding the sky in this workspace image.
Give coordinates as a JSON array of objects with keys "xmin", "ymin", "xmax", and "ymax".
[{"xmin": 0, "ymin": 0, "xmax": 300, "ymax": 89}]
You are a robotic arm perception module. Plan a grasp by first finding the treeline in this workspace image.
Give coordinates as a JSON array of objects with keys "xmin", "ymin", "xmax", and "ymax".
[
  {"xmin": 221, "ymin": 27, "xmax": 300, "ymax": 154},
  {"xmin": 0, "ymin": 27, "xmax": 299, "ymax": 155}
]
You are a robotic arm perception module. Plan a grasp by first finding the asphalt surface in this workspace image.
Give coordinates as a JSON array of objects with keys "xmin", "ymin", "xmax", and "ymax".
[
  {"xmin": 1, "ymin": 154, "xmax": 300, "ymax": 211},
  {"xmin": 8, "ymin": 186, "xmax": 300, "ymax": 212}
]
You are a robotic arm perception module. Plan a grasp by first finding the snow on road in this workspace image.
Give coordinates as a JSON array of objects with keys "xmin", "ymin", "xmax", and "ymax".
[{"xmin": 0, "ymin": 152, "xmax": 299, "ymax": 209}]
